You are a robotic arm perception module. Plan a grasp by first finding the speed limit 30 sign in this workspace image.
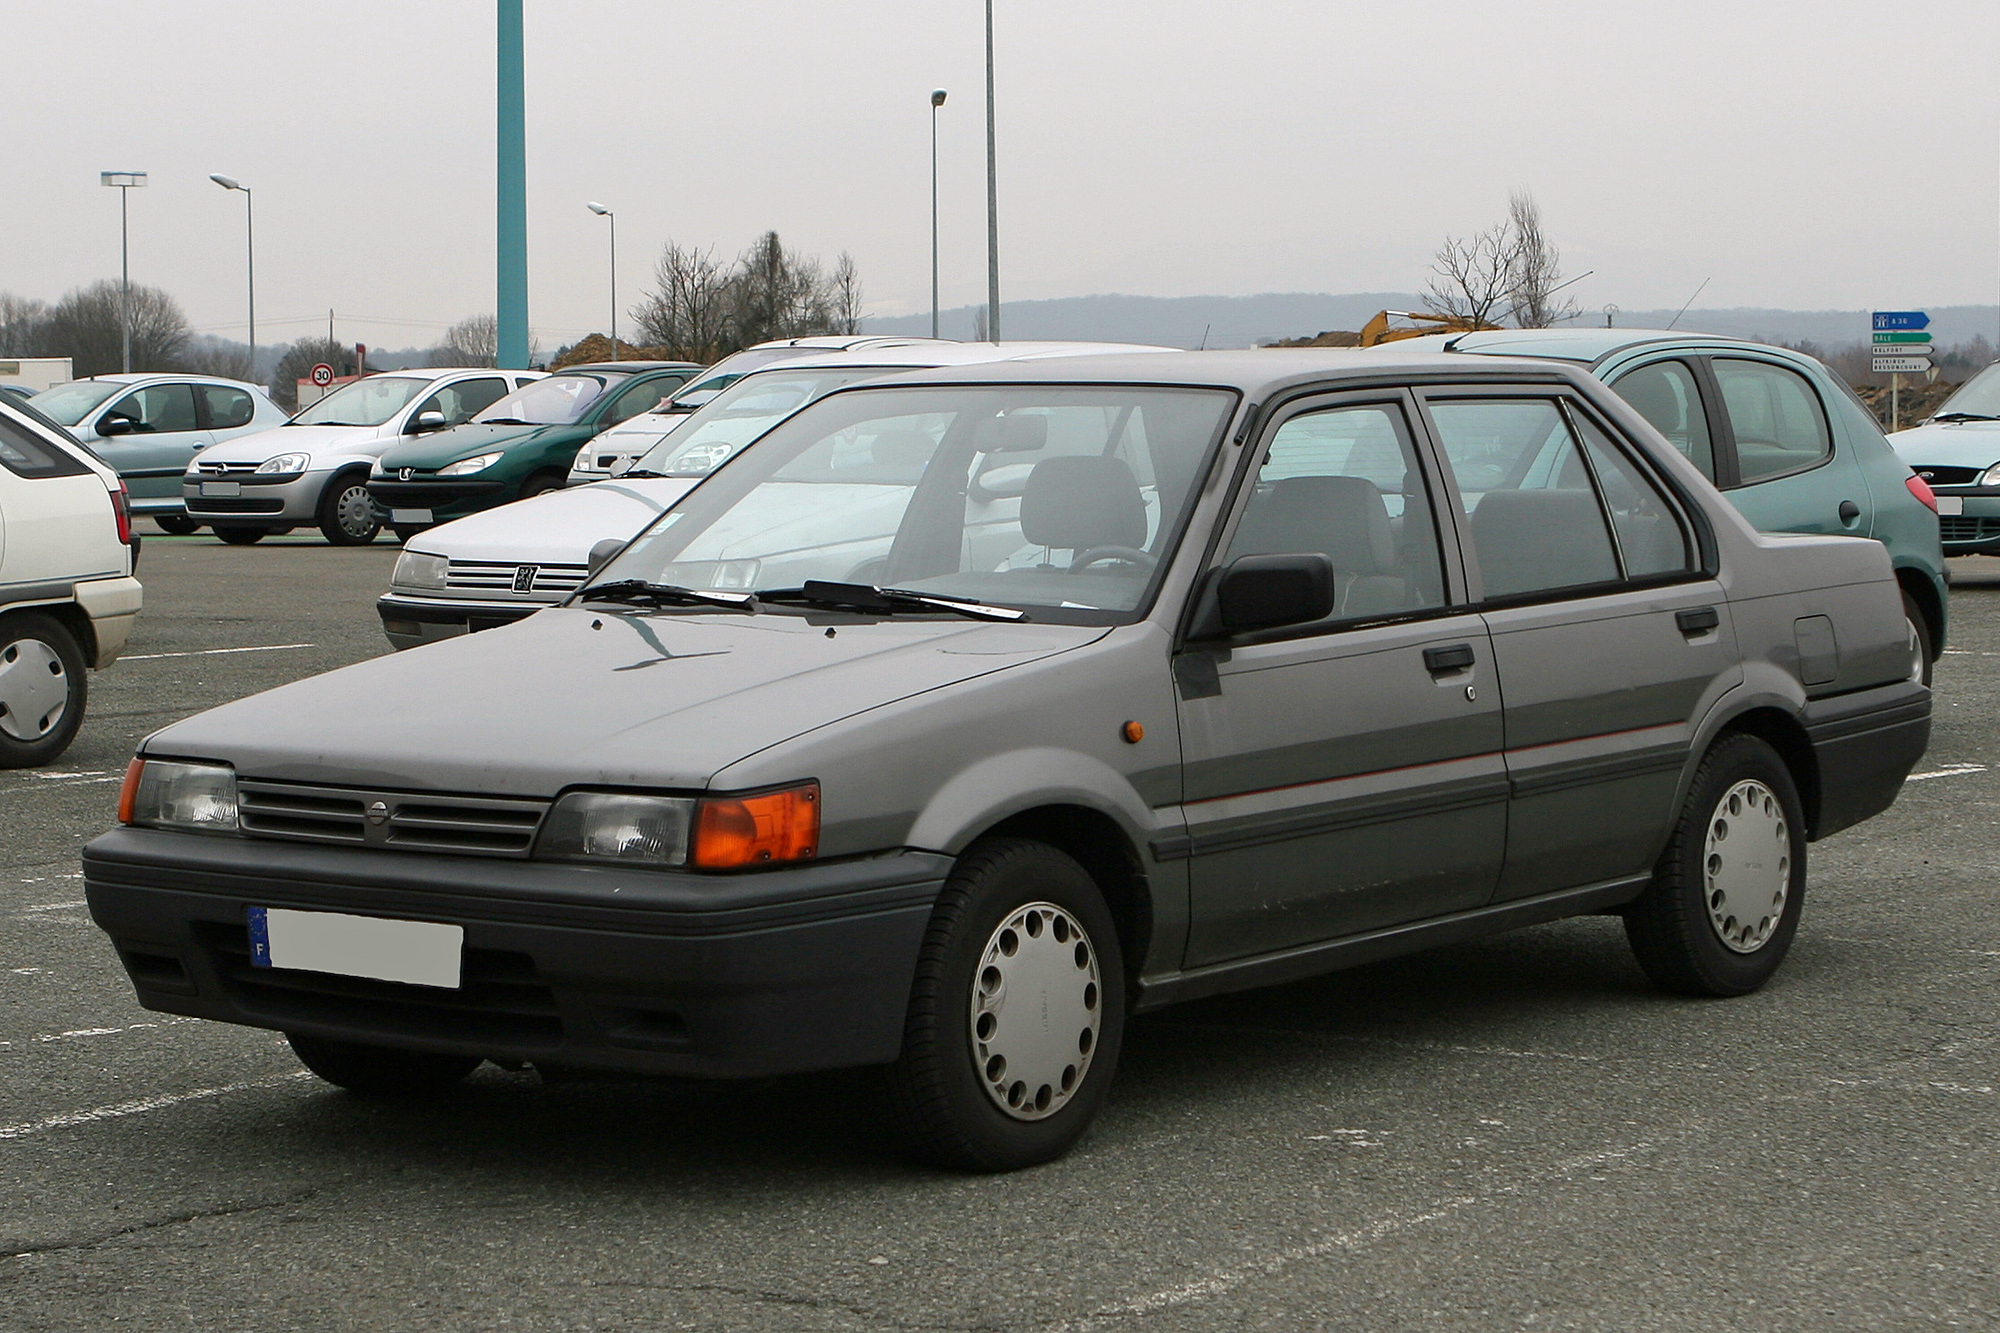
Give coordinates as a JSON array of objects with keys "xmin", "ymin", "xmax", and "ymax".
[{"xmin": 308, "ymin": 363, "xmax": 335, "ymax": 387}]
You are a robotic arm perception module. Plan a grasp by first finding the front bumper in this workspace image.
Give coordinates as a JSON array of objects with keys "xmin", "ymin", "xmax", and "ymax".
[
  {"xmin": 366, "ymin": 478, "xmax": 510, "ymax": 526},
  {"xmin": 376, "ymin": 591, "xmax": 551, "ymax": 650},
  {"xmin": 83, "ymin": 826, "xmax": 948, "ymax": 1079},
  {"xmin": 183, "ymin": 469, "xmax": 330, "ymax": 525},
  {"xmin": 1926, "ymin": 486, "xmax": 2000, "ymax": 554}
]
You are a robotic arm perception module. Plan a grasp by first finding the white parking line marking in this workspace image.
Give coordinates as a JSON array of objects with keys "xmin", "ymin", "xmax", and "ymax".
[
  {"xmin": 0, "ymin": 1072, "xmax": 312, "ymax": 1142},
  {"xmin": 0, "ymin": 1016, "xmax": 201, "ymax": 1049},
  {"xmin": 15, "ymin": 901, "xmax": 87, "ymax": 914},
  {"xmin": 1905, "ymin": 763, "xmax": 1988, "ymax": 782},
  {"xmin": 120, "ymin": 643, "xmax": 314, "ymax": 661}
]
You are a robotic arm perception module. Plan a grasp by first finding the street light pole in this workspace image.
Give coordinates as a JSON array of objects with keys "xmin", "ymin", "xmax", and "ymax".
[
  {"xmin": 984, "ymin": 0, "xmax": 999, "ymax": 343},
  {"xmin": 587, "ymin": 202, "xmax": 616, "ymax": 359},
  {"xmin": 209, "ymin": 175, "xmax": 255, "ymax": 377},
  {"xmin": 930, "ymin": 89, "xmax": 946, "ymax": 340},
  {"xmin": 99, "ymin": 172, "xmax": 147, "ymax": 373}
]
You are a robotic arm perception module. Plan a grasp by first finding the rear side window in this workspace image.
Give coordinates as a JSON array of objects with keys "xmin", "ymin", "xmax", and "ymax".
[
  {"xmin": 201, "ymin": 385, "xmax": 256, "ymax": 430},
  {"xmin": 1712, "ymin": 359, "xmax": 1830, "ymax": 484},
  {"xmin": 0, "ymin": 412, "xmax": 92, "ymax": 478},
  {"xmin": 105, "ymin": 383, "xmax": 199, "ymax": 434},
  {"xmin": 1609, "ymin": 360, "xmax": 1713, "ymax": 480}
]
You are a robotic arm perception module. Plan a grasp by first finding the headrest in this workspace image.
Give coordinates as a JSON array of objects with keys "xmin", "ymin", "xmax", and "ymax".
[
  {"xmin": 1468, "ymin": 488, "xmax": 1617, "ymax": 598},
  {"xmin": 1615, "ymin": 366, "xmax": 1685, "ymax": 434},
  {"xmin": 1234, "ymin": 475, "xmax": 1394, "ymax": 574},
  {"xmin": 1021, "ymin": 455, "xmax": 1147, "ymax": 552}
]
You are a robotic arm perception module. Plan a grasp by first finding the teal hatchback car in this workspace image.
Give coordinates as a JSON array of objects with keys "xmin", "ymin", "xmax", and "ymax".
[
  {"xmin": 1388, "ymin": 329, "xmax": 1947, "ymax": 680},
  {"xmin": 1885, "ymin": 362, "xmax": 2000, "ymax": 558},
  {"xmin": 366, "ymin": 361, "xmax": 699, "ymax": 538}
]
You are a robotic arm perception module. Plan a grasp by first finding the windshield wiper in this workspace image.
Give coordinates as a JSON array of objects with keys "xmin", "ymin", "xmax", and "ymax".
[
  {"xmin": 1930, "ymin": 412, "xmax": 2000, "ymax": 422},
  {"xmin": 298, "ymin": 420, "xmax": 363, "ymax": 427},
  {"xmin": 479, "ymin": 416, "xmax": 534, "ymax": 426},
  {"xmin": 574, "ymin": 579, "xmax": 755, "ymax": 611},
  {"xmin": 609, "ymin": 468, "xmax": 670, "ymax": 479},
  {"xmin": 759, "ymin": 581, "xmax": 1026, "ymax": 622}
]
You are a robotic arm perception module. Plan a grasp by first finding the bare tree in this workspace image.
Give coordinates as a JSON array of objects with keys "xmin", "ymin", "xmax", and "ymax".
[
  {"xmin": 828, "ymin": 252, "xmax": 863, "ymax": 336},
  {"xmin": 0, "ymin": 293, "xmax": 48, "ymax": 357},
  {"xmin": 269, "ymin": 337, "xmax": 353, "ymax": 411},
  {"xmin": 1505, "ymin": 191, "xmax": 1575, "ymax": 328},
  {"xmin": 181, "ymin": 335, "xmax": 254, "ymax": 382},
  {"xmin": 1424, "ymin": 224, "xmax": 1517, "ymax": 329},
  {"xmin": 971, "ymin": 303, "xmax": 989, "ymax": 342},
  {"xmin": 42, "ymin": 281, "xmax": 191, "ymax": 376},
  {"xmin": 631, "ymin": 243, "xmax": 733, "ymax": 361},
  {"xmin": 431, "ymin": 314, "xmax": 499, "ymax": 367},
  {"xmin": 731, "ymin": 231, "xmax": 827, "ymax": 346}
]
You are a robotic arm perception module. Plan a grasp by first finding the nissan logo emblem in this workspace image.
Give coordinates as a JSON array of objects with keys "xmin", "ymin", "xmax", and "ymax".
[{"xmin": 367, "ymin": 800, "xmax": 390, "ymax": 825}]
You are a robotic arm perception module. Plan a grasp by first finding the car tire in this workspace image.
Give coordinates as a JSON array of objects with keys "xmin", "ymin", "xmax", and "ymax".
[
  {"xmin": 286, "ymin": 1032, "xmax": 482, "ymax": 1096},
  {"xmin": 0, "ymin": 611, "xmax": 88, "ymax": 769},
  {"xmin": 391, "ymin": 525, "xmax": 427, "ymax": 544},
  {"xmin": 519, "ymin": 473, "xmax": 563, "ymax": 500},
  {"xmin": 1624, "ymin": 732, "xmax": 1806, "ymax": 998},
  {"xmin": 154, "ymin": 515, "xmax": 201, "ymax": 536},
  {"xmin": 1901, "ymin": 590, "xmax": 1934, "ymax": 687},
  {"xmin": 317, "ymin": 473, "xmax": 383, "ymax": 545},
  {"xmin": 213, "ymin": 526, "xmax": 266, "ymax": 546},
  {"xmin": 886, "ymin": 837, "xmax": 1125, "ymax": 1171}
]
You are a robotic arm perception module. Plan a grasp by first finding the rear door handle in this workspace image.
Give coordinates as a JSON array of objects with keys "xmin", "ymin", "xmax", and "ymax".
[
  {"xmin": 1423, "ymin": 643, "xmax": 1476, "ymax": 674},
  {"xmin": 1838, "ymin": 499, "xmax": 1861, "ymax": 523},
  {"xmin": 1676, "ymin": 607, "xmax": 1720, "ymax": 636}
]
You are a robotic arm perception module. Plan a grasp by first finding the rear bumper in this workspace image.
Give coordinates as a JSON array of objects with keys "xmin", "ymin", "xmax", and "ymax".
[
  {"xmin": 1803, "ymin": 678, "xmax": 1931, "ymax": 838},
  {"xmin": 375, "ymin": 592, "xmax": 550, "ymax": 650},
  {"xmin": 73, "ymin": 575, "xmax": 144, "ymax": 667},
  {"xmin": 83, "ymin": 827, "xmax": 948, "ymax": 1079}
]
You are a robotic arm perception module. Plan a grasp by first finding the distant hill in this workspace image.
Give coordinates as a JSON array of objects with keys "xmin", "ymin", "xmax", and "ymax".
[{"xmin": 867, "ymin": 294, "xmax": 2000, "ymax": 353}]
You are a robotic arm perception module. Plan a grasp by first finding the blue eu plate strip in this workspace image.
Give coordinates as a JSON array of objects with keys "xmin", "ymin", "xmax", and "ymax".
[{"xmin": 246, "ymin": 906, "xmax": 272, "ymax": 968}]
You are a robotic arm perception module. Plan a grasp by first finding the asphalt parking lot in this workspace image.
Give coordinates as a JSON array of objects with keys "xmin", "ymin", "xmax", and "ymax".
[{"xmin": 2, "ymin": 529, "xmax": 1996, "ymax": 1331}]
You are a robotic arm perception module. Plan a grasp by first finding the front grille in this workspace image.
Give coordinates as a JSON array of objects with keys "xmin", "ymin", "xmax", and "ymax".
[
  {"xmin": 195, "ymin": 462, "xmax": 264, "ymax": 477},
  {"xmin": 237, "ymin": 779, "xmax": 549, "ymax": 858},
  {"xmin": 445, "ymin": 560, "xmax": 589, "ymax": 595},
  {"xmin": 1915, "ymin": 465, "xmax": 1983, "ymax": 486},
  {"xmin": 1940, "ymin": 516, "xmax": 2000, "ymax": 543},
  {"xmin": 198, "ymin": 922, "xmax": 563, "ymax": 1047},
  {"xmin": 188, "ymin": 496, "xmax": 285, "ymax": 514}
]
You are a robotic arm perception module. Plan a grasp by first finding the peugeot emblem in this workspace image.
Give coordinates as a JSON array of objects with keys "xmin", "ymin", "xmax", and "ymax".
[
  {"xmin": 366, "ymin": 800, "xmax": 390, "ymax": 826},
  {"xmin": 399, "ymin": 467, "xmax": 413, "ymax": 481},
  {"xmin": 513, "ymin": 564, "xmax": 538, "ymax": 594}
]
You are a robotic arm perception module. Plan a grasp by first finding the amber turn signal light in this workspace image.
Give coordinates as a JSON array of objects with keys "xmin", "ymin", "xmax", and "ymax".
[
  {"xmin": 116, "ymin": 756, "xmax": 145, "ymax": 824},
  {"xmin": 692, "ymin": 782, "xmax": 820, "ymax": 868}
]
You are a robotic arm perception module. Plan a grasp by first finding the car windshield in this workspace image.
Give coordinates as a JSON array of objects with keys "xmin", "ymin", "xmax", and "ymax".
[
  {"xmin": 30, "ymin": 380, "xmax": 122, "ymax": 425},
  {"xmin": 596, "ymin": 384, "xmax": 1236, "ymax": 624},
  {"xmin": 1934, "ymin": 363, "xmax": 2000, "ymax": 419},
  {"xmin": 291, "ymin": 376, "xmax": 428, "ymax": 427},
  {"xmin": 633, "ymin": 367, "xmax": 899, "ymax": 476},
  {"xmin": 666, "ymin": 347, "xmax": 834, "ymax": 410},
  {"xmin": 474, "ymin": 374, "xmax": 608, "ymax": 425}
]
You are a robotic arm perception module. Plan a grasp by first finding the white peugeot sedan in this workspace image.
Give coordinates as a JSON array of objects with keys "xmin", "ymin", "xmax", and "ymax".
[
  {"xmin": 183, "ymin": 368, "xmax": 544, "ymax": 545},
  {"xmin": 380, "ymin": 342, "xmax": 1170, "ymax": 649}
]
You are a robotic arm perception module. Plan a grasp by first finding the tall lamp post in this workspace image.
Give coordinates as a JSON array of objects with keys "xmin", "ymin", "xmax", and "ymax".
[
  {"xmin": 930, "ymin": 89, "xmax": 947, "ymax": 340},
  {"xmin": 587, "ymin": 202, "xmax": 616, "ymax": 360},
  {"xmin": 984, "ymin": 0, "xmax": 999, "ymax": 343},
  {"xmin": 209, "ymin": 175, "xmax": 255, "ymax": 377},
  {"xmin": 99, "ymin": 171, "xmax": 147, "ymax": 373}
]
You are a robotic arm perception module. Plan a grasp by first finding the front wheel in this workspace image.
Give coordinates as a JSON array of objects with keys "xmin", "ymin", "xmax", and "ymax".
[
  {"xmin": 212, "ymin": 526, "xmax": 266, "ymax": 546},
  {"xmin": 391, "ymin": 525, "xmax": 428, "ymax": 544},
  {"xmin": 518, "ymin": 473, "xmax": 563, "ymax": 501},
  {"xmin": 0, "ymin": 612, "xmax": 88, "ymax": 769},
  {"xmin": 154, "ymin": 514, "xmax": 201, "ymax": 536},
  {"xmin": 886, "ymin": 838, "xmax": 1125, "ymax": 1171},
  {"xmin": 287, "ymin": 1032, "xmax": 481, "ymax": 1096},
  {"xmin": 317, "ymin": 474, "xmax": 382, "ymax": 545},
  {"xmin": 1625, "ymin": 733, "xmax": 1806, "ymax": 997}
]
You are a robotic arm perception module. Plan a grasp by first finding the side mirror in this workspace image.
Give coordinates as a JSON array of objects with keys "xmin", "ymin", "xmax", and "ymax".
[
  {"xmin": 1213, "ymin": 553, "xmax": 1335, "ymax": 633},
  {"xmin": 96, "ymin": 413, "xmax": 137, "ymax": 437},
  {"xmin": 409, "ymin": 410, "xmax": 448, "ymax": 433},
  {"xmin": 587, "ymin": 537, "xmax": 625, "ymax": 574}
]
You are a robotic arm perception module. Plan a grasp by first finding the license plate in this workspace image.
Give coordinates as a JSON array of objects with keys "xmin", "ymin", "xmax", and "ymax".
[
  {"xmin": 200, "ymin": 481, "xmax": 242, "ymax": 498},
  {"xmin": 247, "ymin": 906, "xmax": 462, "ymax": 989},
  {"xmin": 1936, "ymin": 495, "xmax": 1964, "ymax": 516},
  {"xmin": 391, "ymin": 508, "xmax": 433, "ymax": 524}
]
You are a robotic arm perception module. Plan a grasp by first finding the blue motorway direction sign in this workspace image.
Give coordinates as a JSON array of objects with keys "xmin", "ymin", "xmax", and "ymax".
[{"xmin": 1873, "ymin": 310, "xmax": 1930, "ymax": 331}]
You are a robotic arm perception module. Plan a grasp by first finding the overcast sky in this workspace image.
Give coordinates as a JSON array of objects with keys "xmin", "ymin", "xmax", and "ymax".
[{"xmin": 9, "ymin": 0, "xmax": 1998, "ymax": 352}]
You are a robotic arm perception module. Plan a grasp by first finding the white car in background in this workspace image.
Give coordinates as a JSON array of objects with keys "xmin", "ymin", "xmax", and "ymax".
[
  {"xmin": 183, "ymin": 368, "xmax": 545, "ymax": 545},
  {"xmin": 0, "ymin": 397, "xmax": 145, "ymax": 766},
  {"xmin": 380, "ymin": 342, "xmax": 1171, "ymax": 649},
  {"xmin": 566, "ymin": 335, "xmax": 941, "ymax": 485}
]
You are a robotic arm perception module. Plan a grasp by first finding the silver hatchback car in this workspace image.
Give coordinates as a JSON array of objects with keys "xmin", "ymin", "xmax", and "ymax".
[{"xmin": 86, "ymin": 351, "xmax": 1927, "ymax": 1170}]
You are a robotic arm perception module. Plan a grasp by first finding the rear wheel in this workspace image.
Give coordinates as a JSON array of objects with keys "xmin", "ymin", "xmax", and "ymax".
[
  {"xmin": 1625, "ymin": 733, "xmax": 1806, "ymax": 997},
  {"xmin": 154, "ymin": 514, "xmax": 201, "ymax": 536},
  {"xmin": 0, "ymin": 612, "xmax": 87, "ymax": 769},
  {"xmin": 392, "ymin": 525, "xmax": 427, "ymax": 544},
  {"xmin": 1901, "ymin": 589, "xmax": 1934, "ymax": 687},
  {"xmin": 886, "ymin": 837, "xmax": 1125, "ymax": 1171},
  {"xmin": 286, "ymin": 1032, "xmax": 481, "ymax": 1096},
  {"xmin": 317, "ymin": 473, "xmax": 382, "ymax": 545},
  {"xmin": 213, "ymin": 526, "xmax": 266, "ymax": 546}
]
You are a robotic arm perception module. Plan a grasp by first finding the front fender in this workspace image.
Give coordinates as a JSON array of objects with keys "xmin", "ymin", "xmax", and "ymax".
[{"xmin": 905, "ymin": 746, "xmax": 1170, "ymax": 857}]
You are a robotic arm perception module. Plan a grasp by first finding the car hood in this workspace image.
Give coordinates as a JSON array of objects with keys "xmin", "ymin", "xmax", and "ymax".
[
  {"xmin": 142, "ymin": 607, "xmax": 1104, "ymax": 795},
  {"xmin": 375, "ymin": 421, "xmax": 571, "ymax": 469},
  {"xmin": 197, "ymin": 422, "xmax": 394, "ymax": 464},
  {"xmin": 1889, "ymin": 419, "xmax": 2000, "ymax": 470},
  {"xmin": 411, "ymin": 477, "xmax": 697, "ymax": 563}
]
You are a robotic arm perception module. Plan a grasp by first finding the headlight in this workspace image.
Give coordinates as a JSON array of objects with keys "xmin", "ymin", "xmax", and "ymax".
[
  {"xmin": 255, "ymin": 452, "xmax": 311, "ymax": 475},
  {"xmin": 574, "ymin": 444, "xmax": 596, "ymax": 471},
  {"xmin": 440, "ymin": 452, "xmax": 504, "ymax": 477},
  {"xmin": 392, "ymin": 549, "xmax": 448, "ymax": 589},
  {"xmin": 1979, "ymin": 462, "xmax": 2000, "ymax": 487},
  {"xmin": 118, "ymin": 758, "xmax": 238, "ymax": 833},
  {"xmin": 533, "ymin": 781, "xmax": 819, "ymax": 869}
]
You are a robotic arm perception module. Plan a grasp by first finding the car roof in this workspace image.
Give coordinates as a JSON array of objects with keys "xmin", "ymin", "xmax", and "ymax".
[
  {"xmin": 61, "ymin": 371, "xmax": 270, "ymax": 392},
  {"xmin": 1382, "ymin": 327, "xmax": 1782, "ymax": 364},
  {"xmin": 557, "ymin": 361, "xmax": 703, "ymax": 374},
  {"xmin": 745, "ymin": 335, "xmax": 940, "ymax": 351},
  {"xmin": 730, "ymin": 340, "xmax": 1177, "ymax": 374}
]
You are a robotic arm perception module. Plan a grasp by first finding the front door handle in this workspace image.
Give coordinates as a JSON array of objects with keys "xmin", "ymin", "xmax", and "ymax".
[
  {"xmin": 1423, "ymin": 643, "xmax": 1476, "ymax": 674},
  {"xmin": 1676, "ymin": 606, "xmax": 1720, "ymax": 636}
]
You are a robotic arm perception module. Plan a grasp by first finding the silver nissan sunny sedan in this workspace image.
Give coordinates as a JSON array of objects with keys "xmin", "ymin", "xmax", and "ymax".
[{"xmin": 84, "ymin": 350, "xmax": 1928, "ymax": 1170}]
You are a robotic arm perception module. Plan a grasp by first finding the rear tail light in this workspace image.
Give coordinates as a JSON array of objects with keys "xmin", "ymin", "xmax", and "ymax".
[
  {"xmin": 110, "ymin": 482, "xmax": 133, "ymax": 545},
  {"xmin": 1905, "ymin": 473, "xmax": 1939, "ymax": 513}
]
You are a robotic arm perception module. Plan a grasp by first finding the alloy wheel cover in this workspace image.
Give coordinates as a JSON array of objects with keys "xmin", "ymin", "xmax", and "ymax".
[
  {"xmin": 969, "ymin": 901, "xmax": 1102, "ymax": 1121},
  {"xmin": 1704, "ymin": 778, "xmax": 1790, "ymax": 953},
  {"xmin": 0, "ymin": 638, "xmax": 70, "ymax": 741},
  {"xmin": 337, "ymin": 484, "xmax": 378, "ymax": 537}
]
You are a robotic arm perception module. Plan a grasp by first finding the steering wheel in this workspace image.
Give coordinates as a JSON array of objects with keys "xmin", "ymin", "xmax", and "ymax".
[{"xmin": 1071, "ymin": 545, "xmax": 1157, "ymax": 572}]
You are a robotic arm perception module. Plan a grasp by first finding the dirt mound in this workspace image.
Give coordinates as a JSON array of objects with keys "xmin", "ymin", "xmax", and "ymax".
[
  {"xmin": 551, "ymin": 333, "xmax": 689, "ymax": 370},
  {"xmin": 1854, "ymin": 380, "xmax": 1958, "ymax": 430},
  {"xmin": 1261, "ymin": 330, "xmax": 1363, "ymax": 348}
]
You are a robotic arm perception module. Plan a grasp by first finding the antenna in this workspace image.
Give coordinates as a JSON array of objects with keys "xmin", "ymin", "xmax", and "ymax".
[
  {"xmin": 1667, "ymin": 277, "xmax": 1712, "ymax": 331},
  {"xmin": 1198, "ymin": 323, "xmax": 1210, "ymax": 350}
]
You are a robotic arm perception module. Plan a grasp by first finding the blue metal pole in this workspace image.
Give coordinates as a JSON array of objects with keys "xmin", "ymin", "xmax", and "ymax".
[{"xmin": 497, "ymin": 0, "xmax": 529, "ymax": 369}]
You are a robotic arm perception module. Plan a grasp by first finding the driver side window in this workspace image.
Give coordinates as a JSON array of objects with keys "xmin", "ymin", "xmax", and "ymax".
[
  {"xmin": 106, "ymin": 383, "xmax": 198, "ymax": 434},
  {"xmin": 416, "ymin": 377, "xmax": 506, "ymax": 428}
]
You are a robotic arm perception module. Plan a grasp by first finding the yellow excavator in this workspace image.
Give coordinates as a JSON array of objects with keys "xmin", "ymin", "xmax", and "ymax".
[{"xmin": 1357, "ymin": 310, "xmax": 1498, "ymax": 347}]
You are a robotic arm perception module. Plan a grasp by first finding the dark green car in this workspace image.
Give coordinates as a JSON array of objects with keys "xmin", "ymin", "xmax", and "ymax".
[{"xmin": 366, "ymin": 361, "xmax": 699, "ymax": 536}]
